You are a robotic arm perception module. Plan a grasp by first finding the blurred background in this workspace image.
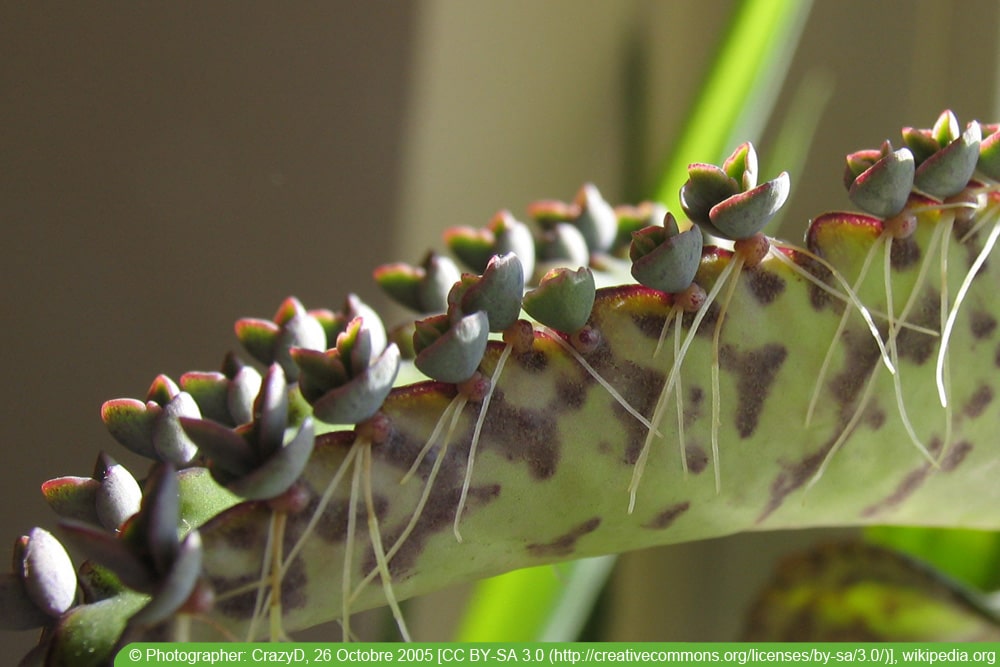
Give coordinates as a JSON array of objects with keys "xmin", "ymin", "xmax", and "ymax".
[{"xmin": 2, "ymin": 0, "xmax": 999, "ymax": 652}]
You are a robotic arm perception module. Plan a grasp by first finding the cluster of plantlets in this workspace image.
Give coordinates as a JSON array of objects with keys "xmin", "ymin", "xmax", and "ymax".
[{"xmin": 3, "ymin": 110, "xmax": 1000, "ymax": 664}]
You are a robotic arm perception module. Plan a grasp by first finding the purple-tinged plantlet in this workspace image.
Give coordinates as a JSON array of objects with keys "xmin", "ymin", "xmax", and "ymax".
[
  {"xmin": 101, "ymin": 374, "xmax": 203, "ymax": 465},
  {"xmin": 181, "ymin": 362, "xmax": 318, "ymax": 641},
  {"xmin": 41, "ymin": 452, "xmax": 142, "ymax": 532},
  {"xmin": 374, "ymin": 251, "xmax": 461, "ymax": 315},
  {"xmin": 0, "ymin": 527, "xmax": 77, "ymax": 633},
  {"xmin": 445, "ymin": 210, "xmax": 535, "ymax": 283},
  {"xmin": 903, "ymin": 110, "xmax": 982, "ymax": 200},
  {"xmin": 59, "ymin": 463, "xmax": 207, "ymax": 637},
  {"xmin": 180, "ymin": 353, "xmax": 263, "ymax": 428},
  {"xmin": 528, "ymin": 183, "xmax": 619, "ymax": 259},
  {"xmin": 235, "ymin": 296, "xmax": 329, "ymax": 383}
]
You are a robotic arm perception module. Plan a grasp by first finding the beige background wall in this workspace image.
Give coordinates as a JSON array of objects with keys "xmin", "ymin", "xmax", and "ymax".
[{"xmin": 2, "ymin": 0, "xmax": 998, "ymax": 652}]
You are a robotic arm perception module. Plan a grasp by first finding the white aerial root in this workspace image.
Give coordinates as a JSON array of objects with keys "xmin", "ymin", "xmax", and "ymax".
[
  {"xmin": 802, "ymin": 233, "xmax": 894, "ymax": 429},
  {"xmin": 672, "ymin": 313, "xmax": 688, "ymax": 478},
  {"xmin": 243, "ymin": 445, "xmax": 360, "ymax": 642},
  {"xmin": 245, "ymin": 510, "xmax": 277, "ymax": 641},
  {"xmin": 936, "ymin": 199, "xmax": 1000, "ymax": 407},
  {"xmin": 454, "ymin": 344, "xmax": 511, "ymax": 543},
  {"xmin": 653, "ymin": 307, "xmax": 679, "ymax": 359},
  {"xmin": 882, "ymin": 232, "xmax": 936, "ymax": 465},
  {"xmin": 280, "ymin": 445, "xmax": 357, "ymax": 581},
  {"xmin": 261, "ymin": 422, "xmax": 414, "ymax": 642},
  {"xmin": 708, "ymin": 255, "xmax": 745, "ymax": 494},
  {"xmin": 360, "ymin": 445, "xmax": 411, "ymax": 641},
  {"xmin": 348, "ymin": 388, "xmax": 471, "ymax": 607},
  {"xmin": 539, "ymin": 325, "xmax": 660, "ymax": 435},
  {"xmin": 804, "ymin": 368, "xmax": 880, "ymax": 495},
  {"xmin": 341, "ymin": 453, "xmax": 361, "ymax": 641},
  {"xmin": 804, "ymin": 195, "xmax": 994, "ymax": 492},
  {"xmin": 938, "ymin": 224, "xmax": 954, "ymax": 460},
  {"xmin": 628, "ymin": 256, "xmax": 738, "ymax": 512},
  {"xmin": 351, "ymin": 404, "xmax": 456, "ymax": 604}
]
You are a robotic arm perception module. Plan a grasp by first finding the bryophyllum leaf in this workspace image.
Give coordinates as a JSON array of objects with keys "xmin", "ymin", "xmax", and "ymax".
[
  {"xmin": 374, "ymin": 252, "xmax": 461, "ymax": 314},
  {"xmin": 444, "ymin": 226, "xmax": 496, "ymax": 274},
  {"xmin": 291, "ymin": 347, "xmax": 350, "ymax": 403},
  {"xmin": 449, "ymin": 252, "xmax": 524, "ymax": 332},
  {"xmin": 20, "ymin": 527, "xmax": 76, "ymax": 618},
  {"xmin": 274, "ymin": 312, "xmax": 327, "ymax": 382},
  {"xmin": 902, "ymin": 111, "xmax": 983, "ymax": 199},
  {"xmin": 629, "ymin": 213, "xmax": 704, "ymax": 294},
  {"xmin": 77, "ymin": 556, "xmax": 127, "ymax": 602},
  {"xmin": 846, "ymin": 144, "xmax": 916, "ymax": 218},
  {"xmin": 522, "ymin": 266, "xmax": 596, "ymax": 333},
  {"xmin": 291, "ymin": 312, "xmax": 400, "ymax": 424},
  {"xmin": 413, "ymin": 311, "xmax": 490, "ymax": 383},
  {"xmin": 233, "ymin": 318, "xmax": 280, "ymax": 369},
  {"xmin": 345, "ymin": 292, "xmax": 386, "ymax": 341},
  {"xmin": 146, "ymin": 374, "xmax": 180, "ymax": 406},
  {"xmin": 102, "ymin": 376, "xmax": 201, "ymax": 464},
  {"xmin": 680, "ymin": 142, "xmax": 790, "ymax": 241},
  {"xmin": 613, "ymin": 201, "xmax": 668, "ymax": 254},
  {"xmin": 333, "ymin": 317, "xmax": 380, "ymax": 378},
  {"xmin": 151, "ymin": 390, "xmax": 201, "ymax": 464}
]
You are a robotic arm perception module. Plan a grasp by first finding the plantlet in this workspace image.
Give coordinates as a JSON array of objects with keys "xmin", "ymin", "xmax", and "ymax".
[{"xmin": 3, "ymin": 110, "xmax": 1000, "ymax": 663}]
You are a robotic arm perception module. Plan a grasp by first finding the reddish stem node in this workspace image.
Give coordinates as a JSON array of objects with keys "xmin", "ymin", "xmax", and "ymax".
[
  {"xmin": 571, "ymin": 325, "xmax": 602, "ymax": 354},
  {"xmin": 945, "ymin": 188, "xmax": 985, "ymax": 225},
  {"xmin": 675, "ymin": 283, "xmax": 707, "ymax": 312},
  {"xmin": 266, "ymin": 480, "xmax": 313, "ymax": 515},
  {"xmin": 502, "ymin": 319, "xmax": 535, "ymax": 354},
  {"xmin": 355, "ymin": 412, "xmax": 393, "ymax": 445},
  {"xmin": 883, "ymin": 211, "xmax": 917, "ymax": 239},
  {"xmin": 457, "ymin": 372, "xmax": 491, "ymax": 403},
  {"xmin": 733, "ymin": 233, "xmax": 770, "ymax": 268}
]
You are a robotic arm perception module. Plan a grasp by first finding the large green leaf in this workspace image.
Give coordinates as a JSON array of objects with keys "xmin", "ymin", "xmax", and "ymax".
[{"xmin": 186, "ymin": 198, "xmax": 1000, "ymax": 639}]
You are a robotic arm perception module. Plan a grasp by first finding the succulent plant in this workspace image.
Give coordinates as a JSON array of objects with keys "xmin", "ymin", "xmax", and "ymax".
[{"xmin": 5, "ymin": 109, "xmax": 1000, "ymax": 660}]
